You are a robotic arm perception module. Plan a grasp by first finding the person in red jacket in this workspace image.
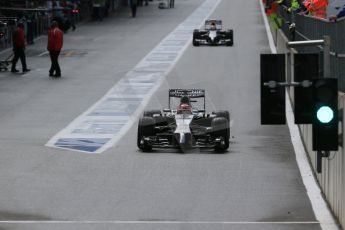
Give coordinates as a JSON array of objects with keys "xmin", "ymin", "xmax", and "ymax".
[
  {"xmin": 305, "ymin": 0, "xmax": 328, "ymax": 19},
  {"xmin": 11, "ymin": 22, "xmax": 30, "ymax": 73},
  {"xmin": 47, "ymin": 21, "xmax": 63, "ymax": 77}
]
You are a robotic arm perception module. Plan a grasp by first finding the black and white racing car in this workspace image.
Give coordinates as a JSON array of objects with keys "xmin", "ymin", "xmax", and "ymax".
[
  {"xmin": 193, "ymin": 20, "xmax": 233, "ymax": 46},
  {"xmin": 137, "ymin": 89, "xmax": 230, "ymax": 152}
]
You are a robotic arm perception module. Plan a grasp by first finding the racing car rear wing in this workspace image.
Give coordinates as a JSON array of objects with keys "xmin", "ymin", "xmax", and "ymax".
[
  {"xmin": 168, "ymin": 89, "xmax": 205, "ymax": 110},
  {"xmin": 169, "ymin": 89, "xmax": 205, "ymax": 98}
]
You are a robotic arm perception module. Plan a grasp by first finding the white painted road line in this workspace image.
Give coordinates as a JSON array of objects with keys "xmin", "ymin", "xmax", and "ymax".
[
  {"xmin": 259, "ymin": 1, "xmax": 340, "ymax": 229},
  {"xmin": 46, "ymin": 0, "xmax": 222, "ymax": 153},
  {"xmin": 38, "ymin": 51, "xmax": 49, "ymax": 57},
  {"xmin": 0, "ymin": 220, "xmax": 320, "ymax": 224}
]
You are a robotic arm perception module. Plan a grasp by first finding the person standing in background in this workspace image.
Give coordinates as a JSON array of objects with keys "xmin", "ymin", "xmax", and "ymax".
[
  {"xmin": 93, "ymin": 0, "xmax": 105, "ymax": 21},
  {"xmin": 47, "ymin": 21, "xmax": 63, "ymax": 77},
  {"xmin": 129, "ymin": 0, "xmax": 138, "ymax": 17},
  {"xmin": 11, "ymin": 22, "xmax": 30, "ymax": 73}
]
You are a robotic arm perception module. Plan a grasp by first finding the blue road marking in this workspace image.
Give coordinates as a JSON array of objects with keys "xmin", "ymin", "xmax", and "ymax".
[{"xmin": 55, "ymin": 138, "xmax": 110, "ymax": 153}]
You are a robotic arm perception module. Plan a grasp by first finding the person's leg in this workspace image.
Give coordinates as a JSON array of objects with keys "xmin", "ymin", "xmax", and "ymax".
[
  {"xmin": 133, "ymin": 5, "xmax": 137, "ymax": 17},
  {"xmin": 18, "ymin": 48, "xmax": 28, "ymax": 71},
  {"xmin": 49, "ymin": 51, "xmax": 54, "ymax": 76},
  {"xmin": 71, "ymin": 15, "xmax": 76, "ymax": 30},
  {"xmin": 27, "ymin": 26, "xmax": 33, "ymax": 44},
  {"xmin": 11, "ymin": 48, "xmax": 19, "ymax": 72},
  {"xmin": 95, "ymin": 7, "xmax": 99, "ymax": 20},
  {"xmin": 54, "ymin": 51, "xmax": 61, "ymax": 76},
  {"xmin": 99, "ymin": 7, "xmax": 103, "ymax": 21}
]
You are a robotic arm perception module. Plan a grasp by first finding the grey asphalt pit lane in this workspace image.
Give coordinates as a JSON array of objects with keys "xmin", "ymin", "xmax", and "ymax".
[{"xmin": 0, "ymin": 211, "xmax": 51, "ymax": 221}]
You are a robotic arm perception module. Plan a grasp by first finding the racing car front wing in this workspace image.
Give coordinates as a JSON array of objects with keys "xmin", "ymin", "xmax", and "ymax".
[
  {"xmin": 139, "ymin": 133, "xmax": 225, "ymax": 149},
  {"xmin": 194, "ymin": 38, "xmax": 232, "ymax": 45}
]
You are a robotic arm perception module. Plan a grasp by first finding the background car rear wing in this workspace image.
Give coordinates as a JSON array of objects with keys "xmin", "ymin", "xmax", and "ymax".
[
  {"xmin": 168, "ymin": 89, "xmax": 205, "ymax": 110},
  {"xmin": 205, "ymin": 19, "xmax": 222, "ymax": 30}
]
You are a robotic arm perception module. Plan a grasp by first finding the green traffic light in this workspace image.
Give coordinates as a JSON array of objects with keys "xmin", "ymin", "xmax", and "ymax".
[{"xmin": 317, "ymin": 106, "xmax": 334, "ymax": 123}]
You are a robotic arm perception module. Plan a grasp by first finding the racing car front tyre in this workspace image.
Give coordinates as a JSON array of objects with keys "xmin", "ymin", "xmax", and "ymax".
[
  {"xmin": 211, "ymin": 117, "xmax": 229, "ymax": 152},
  {"xmin": 193, "ymin": 30, "xmax": 200, "ymax": 46},
  {"xmin": 137, "ymin": 117, "xmax": 155, "ymax": 152},
  {"xmin": 193, "ymin": 39, "xmax": 199, "ymax": 46}
]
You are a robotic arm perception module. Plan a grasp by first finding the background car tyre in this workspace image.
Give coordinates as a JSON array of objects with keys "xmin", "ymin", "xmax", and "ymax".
[
  {"xmin": 211, "ymin": 117, "xmax": 229, "ymax": 152},
  {"xmin": 137, "ymin": 117, "xmax": 155, "ymax": 151}
]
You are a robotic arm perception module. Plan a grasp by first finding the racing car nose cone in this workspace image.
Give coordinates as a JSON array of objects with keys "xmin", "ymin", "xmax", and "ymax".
[{"xmin": 180, "ymin": 133, "xmax": 185, "ymax": 144}]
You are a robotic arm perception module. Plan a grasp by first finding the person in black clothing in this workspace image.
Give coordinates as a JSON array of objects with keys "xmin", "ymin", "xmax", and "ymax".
[
  {"xmin": 11, "ymin": 22, "xmax": 30, "ymax": 73},
  {"xmin": 26, "ymin": 13, "xmax": 36, "ymax": 44},
  {"xmin": 129, "ymin": 0, "xmax": 138, "ymax": 17}
]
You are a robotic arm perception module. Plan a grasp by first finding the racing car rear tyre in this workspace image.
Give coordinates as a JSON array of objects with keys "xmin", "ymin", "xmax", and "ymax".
[
  {"xmin": 213, "ymin": 110, "xmax": 230, "ymax": 122},
  {"xmin": 213, "ymin": 110, "xmax": 230, "ymax": 137},
  {"xmin": 143, "ymin": 110, "xmax": 162, "ymax": 117},
  {"xmin": 211, "ymin": 117, "xmax": 229, "ymax": 152},
  {"xmin": 137, "ymin": 117, "xmax": 155, "ymax": 151},
  {"xmin": 225, "ymin": 30, "xmax": 233, "ymax": 46}
]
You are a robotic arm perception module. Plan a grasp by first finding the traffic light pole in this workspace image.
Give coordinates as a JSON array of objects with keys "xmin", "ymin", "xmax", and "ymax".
[
  {"xmin": 266, "ymin": 36, "xmax": 331, "ymax": 89},
  {"xmin": 287, "ymin": 36, "xmax": 331, "ymax": 79},
  {"xmin": 287, "ymin": 36, "xmax": 333, "ymax": 174}
]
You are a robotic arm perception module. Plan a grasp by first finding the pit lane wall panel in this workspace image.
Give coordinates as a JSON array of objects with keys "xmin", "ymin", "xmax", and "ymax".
[{"xmin": 267, "ymin": 18, "xmax": 345, "ymax": 228}]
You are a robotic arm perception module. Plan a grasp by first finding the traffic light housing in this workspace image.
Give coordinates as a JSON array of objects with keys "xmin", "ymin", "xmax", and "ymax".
[
  {"xmin": 261, "ymin": 54, "xmax": 286, "ymax": 124},
  {"xmin": 294, "ymin": 53, "xmax": 319, "ymax": 124},
  {"xmin": 312, "ymin": 78, "xmax": 338, "ymax": 151}
]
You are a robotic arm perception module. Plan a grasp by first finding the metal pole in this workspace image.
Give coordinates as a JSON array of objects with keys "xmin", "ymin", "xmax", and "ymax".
[
  {"xmin": 52, "ymin": 0, "xmax": 55, "ymax": 19},
  {"xmin": 317, "ymin": 151, "xmax": 322, "ymax": 173},
  {"xmin": 323, "ymin": 35, "xmax": 331, "ymax": 79},
  {"xmin": 287, "ymin": 39, "xmax": 324, "ymax": 48}
]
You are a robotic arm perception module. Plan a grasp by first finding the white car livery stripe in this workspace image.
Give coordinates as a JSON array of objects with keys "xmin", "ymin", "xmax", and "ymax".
[{"xmin": 46, "ymin": 0, "xmax": 222, "ymax": 153}]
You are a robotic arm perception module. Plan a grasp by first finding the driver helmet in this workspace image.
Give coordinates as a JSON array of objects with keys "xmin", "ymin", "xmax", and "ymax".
[
  {"xmin": 210, "ymin": 22, "xmax": 216, "ymax": 30},
  {"xmin": 177, "ymin": 96, "xmax": 192, "ymax": 113},
  {"xmin": 180, "ymin": 95, "xmax": 190, "ymax": 104}
]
